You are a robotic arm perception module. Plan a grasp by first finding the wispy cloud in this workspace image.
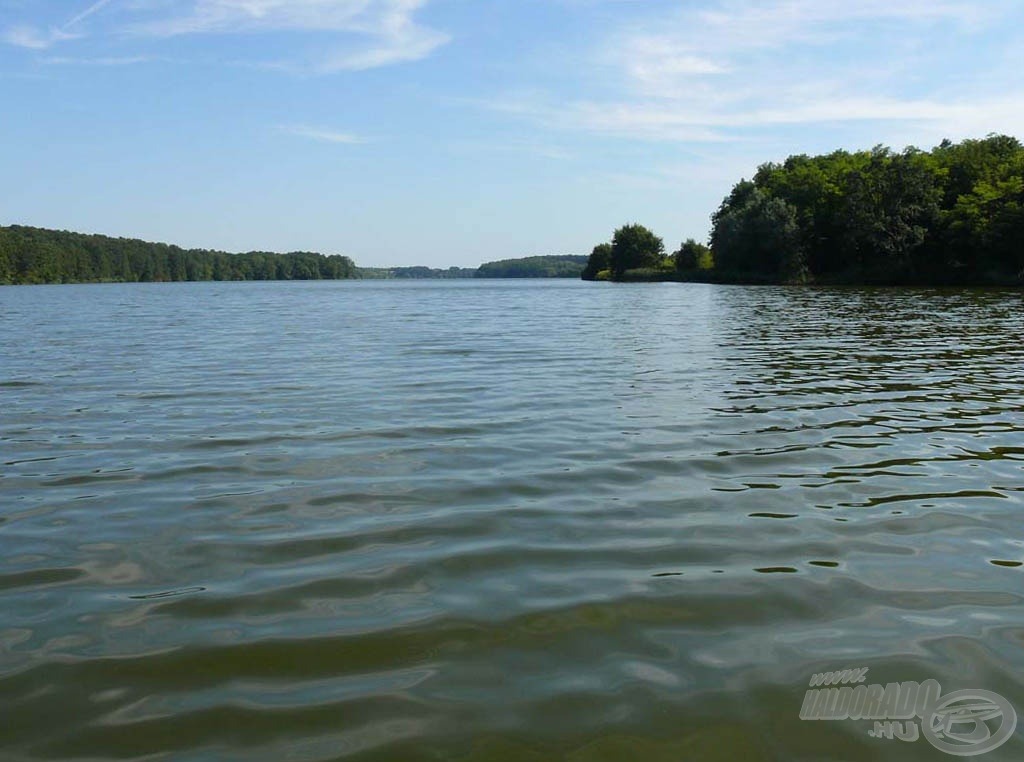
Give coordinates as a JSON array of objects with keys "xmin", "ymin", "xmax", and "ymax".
[
  {"xmin": 64, "ymin": 0, "xmax": 119, "ymax": 30},
  {"xmin": 40, "ymin": 55, "xmax": 154, "ymax": 67},
  {"xmin": 3, "ymin": 0, "xmax": 449, "ymax": 72},
  {"xmin": 2, "ymin": 24, "xmax": 78, "ymax": 50},
  {"xmin": 277, "ymin": 125, "xmax": 366, "ymax": 144},
  {"xmin": 124, "ymin": 0, "xmax": 449, "ymax": 72},
  {"xmin": 2, "ymin": 0, "xmax": 115, "ymax": 49},
  {"xmin": 486, "ymin": 0, "xmax": 1023, "ymax": 145},
  {"xmin": 450, "ymin": 137, "xmax": 575, "ymax": 161}
]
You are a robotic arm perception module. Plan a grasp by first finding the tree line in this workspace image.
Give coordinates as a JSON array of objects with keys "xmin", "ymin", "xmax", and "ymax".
[
  {"xmin": 0, "ymin": 225, "xmax": 592, "ymax": 285},
  {"xmin": 359, "ymin": 256, "xmax": 587, "ymax": 279},
  {"xmin": 475, "ymin": 255, "xmax": 587, "ymax": 278},
  {"xmin": 0, "ymin": 225, "xmax": 357, "ymax": 284},
  {"xmin": 583, "ymin": 134, "xmax": 1024, "ymax": 286}
]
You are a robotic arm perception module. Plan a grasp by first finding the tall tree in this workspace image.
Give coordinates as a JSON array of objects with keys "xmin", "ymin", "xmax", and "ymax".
[
  {"xmin": 673, "ymin": 239, "xmax": 712, "ymax": 271},
  {"xmin": 711, "ymin": 187, "xmax": 806, "ymax": 282},
  {"xmin": 609, "ymin": 224, "xmax": 664, "ymax": 277},
  {"xmin": 581, "ymin": 243, "xmax": 612, "ymax": 280}
]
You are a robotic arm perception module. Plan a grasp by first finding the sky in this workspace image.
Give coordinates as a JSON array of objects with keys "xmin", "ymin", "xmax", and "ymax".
[{"xmin": 3, "ymin": 1, "xmax": 1024, "ymax": 267}]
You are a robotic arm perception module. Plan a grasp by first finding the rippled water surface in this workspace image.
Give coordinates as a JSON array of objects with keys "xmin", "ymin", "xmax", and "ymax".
[{"xmin": 2, "ymin": 280, "xmax": 1024, "ymax": 761}]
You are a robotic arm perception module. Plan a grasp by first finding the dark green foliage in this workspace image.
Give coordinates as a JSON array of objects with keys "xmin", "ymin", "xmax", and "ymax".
[
  {"xmin": 711, "ymin": 187, "xmax": 807, "ymax": 282},
  {"xmin": 0, "ymin": 225, "xmax": 357, "ymax": 285},
  {"xmin": 476, "ymin": 255, "xmax": 588, "ymax": 278},
  {"xmin": 713, "ymin": 135, "xmax": 1024, "ymax": 285},
  {"xmin": 934, "ymin": 136, "xmax": 1024, "ymax": 281},
  {"xmin": 0, "ymin": 228, "xmax": 14, "ymax": 283},
  {"xmin": 615, "ymin": 267, "xmax": 678, "ymax": 282},
  {"xmin": 609, "ymin": 224, "xmax": 665, "ymax": 277},
  {"xmin": 673, "ymin": 239, "xmax": 712, "ymax": 272},
  {"xmin": 358, "ymin": 258, "xmax": 584, "ymax": 280},
  {"xmin": 581, "ymin": 243, "xmax": 612, "ymax": 280},
  {"xmin": 389, "ymin": 266, "xmax": 476, "ymax": 279},
  {"xmin": 837, "ymin": 147, "xmax": 942, "ymax": 282}
]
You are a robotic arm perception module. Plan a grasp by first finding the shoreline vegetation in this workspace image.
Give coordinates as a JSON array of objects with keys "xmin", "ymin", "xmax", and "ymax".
[
  {"xmin": 583, "ymin": 135, "xmax": 1024, "ymax": 286},
  {"xmin": 0, "ymin": 225, "xmax": 587, "ymax": 285},
  {"xmin": 5, "ymin": 136, "xmax": 1023, "ymax": 288},
  {"xmin": 0, "ymin": 226, "xmax": 359, "ymax": 285}
]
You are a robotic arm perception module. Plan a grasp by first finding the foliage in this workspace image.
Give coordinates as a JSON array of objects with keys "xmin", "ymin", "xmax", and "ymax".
[
  {"xmin": 475, "ymin": 255, "xmax": 587, "ymax": 278},
  {"xmin": 388, "ymin": 266, "xmax": 476, "ymax": 278},
  {"xmin": 0, "ymin": 225, "xmax": 356, "ymax": 285},
  {"xmin": 581, "ymin": 243, "xmax": 612, "ymax": 281},
  {"xmin": 673, "ymin": 239, "xmax": 713, "ymax": 271},
  {"xmin": 617, "ymin": 267, "xmax": 678, "ymax": 282},
  {"xmin": 361, "ymin": 257, "xmax": 586, "ymax": 280},
  {"xmin": 712, "ymin": 135, "xmax": 1024, "ymax": 285},
  {"xmin": 609, "ymin": 224, "xmax": 665, "ymax": 277},
  {"xmin": 711, "ymin": 187, "xmax": 807, "ymax": 283},
  {"xmin": 352, "ymin": 267, "xmax": 394, "ymax": 279}
]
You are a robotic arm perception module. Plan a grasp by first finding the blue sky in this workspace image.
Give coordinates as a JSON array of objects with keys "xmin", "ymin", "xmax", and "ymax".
[{"xmin": 3, "ymin": 0, "xmax": 1024, "ymax": 267}]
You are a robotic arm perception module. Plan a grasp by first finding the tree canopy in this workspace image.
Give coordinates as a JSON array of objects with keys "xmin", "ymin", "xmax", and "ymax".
[
  {"xmin": 475, "ymin": 255, "xmax": 588, "ymax": 278},
  {"xmin": 583, "ymin": 135, "xmax": 1024, "ymax": 286},
  {"xmin": 0, "ymin": 225, "xmax": 356, "ymax": 285},
  {"xmin": 672, "ymin": 239, "xmax": 713, "ymax": 272},
  {"xmin": 718, "ymin": 136, "xmax": 1024, "ymax": 284},
  {"xmin": 581, "ymin": 243, "xmax": 612, "ymax": 281},
  {"xmin": 609, "ymin": 224, "xmax": 665, "ymax": 277}
]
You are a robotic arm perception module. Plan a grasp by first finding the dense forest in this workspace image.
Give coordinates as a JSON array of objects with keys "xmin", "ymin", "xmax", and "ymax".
[
  {"xmin": 361, "ymin": 256, "xmax": 586, "ymax": 279},
  {"xmin": 583, "ymin": 134, "xmax": 1024, "ymax": 286},
  {"xmin": 356, "ymin": 265, "xmax": 477, "ymax": 279},
  {"xmin": 475, "ymin": 255, "xmax": 587, "ymax": 278},
  {"xmin": 0, "ymin": 225, "xmax": 357, "ymax": 284},
  {"xmin": 0, "ymin": 225, "xmax": 589, "ymax": 284}
]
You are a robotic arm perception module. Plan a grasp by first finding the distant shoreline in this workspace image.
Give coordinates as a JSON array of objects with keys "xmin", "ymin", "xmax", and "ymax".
[{"xmin": 0, "ymin": 225, "xmax": 585, "ymax": 285}]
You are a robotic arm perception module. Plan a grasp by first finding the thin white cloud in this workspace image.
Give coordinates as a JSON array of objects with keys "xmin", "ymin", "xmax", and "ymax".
[
  {"xmin": 2, "ymin": 24, "xmax": 78, "ymax": 50},
  {"xmin": 125, "ymin": 0, "xmax": 449, "ymax": 72},
  {"xmin": 610, "ymin": 0, "xmax": 1013, "ymax": 102},
  {"xmin": 680, "ymin": 0, "xmax": 1005, "ymax": 55},
  {"xmin": 318, "ymin": 25, "xmax": 449, "ymax": 72},
  {"xmin": 2, "ymin": 0, "xmax": 118, "ymax": 49},
  {"xmin": 277, "ymin": 125, "xmax": 366, "ymax": 144},
  {"xmin": 451, "ymin": 137, "xmax": 575, "ymax": 161},
  {"xmin": 488, "ymin": 0, "xmax": 1023, "ymax": 145},
  {"xmin": 41, "ymin": 55, "xmax": 153, "ymax": 66},
  {"xmin": 484, "ymin": 91, "xmax": 1024, "ymax": 146},
  {"xmin": 64, "ymin": 0, "xmax": 119, "ymax": 30},
  {"xmin": 3, "ymin": 0, "xmax": 449, "ymax": 72},
  {"xmin": 129, "ymin": 0, "xmax": 400, "ymax": 36}
]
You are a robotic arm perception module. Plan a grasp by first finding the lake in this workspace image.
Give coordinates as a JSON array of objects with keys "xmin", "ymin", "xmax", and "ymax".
[{"xmin": 2, "ymin": 279, "xmax": 1023, "ymax": 761}]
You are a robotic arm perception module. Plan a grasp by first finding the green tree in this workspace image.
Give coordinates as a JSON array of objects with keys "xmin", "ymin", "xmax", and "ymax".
[
  {"xmin": 609, "ymin": 224, "xmax": 664, "ymax": 277},
  {"xmin": 581, "ymin": 243, "xmax": 611, "ymax": 280},
  {"xmin": 477, "ymin": 255, "xmax": 587, "ymax": 278},
  {"xmin": 0, "ymin": 229, "xmax": 13, "ymax": 283},
  {"xmin": 839, "ymin": 147, "xmax": 942, "ymax": 282},
  {"xmin": 673, "ymin": 239, "xmax": 712, "ymax": 271},
  {"xmin": 0, "ymin": 224, "xmax": 360, "ymax": 284},
  {"xmin": 711, "ymin": 187, "xmax": 806, "ymax": 282}
]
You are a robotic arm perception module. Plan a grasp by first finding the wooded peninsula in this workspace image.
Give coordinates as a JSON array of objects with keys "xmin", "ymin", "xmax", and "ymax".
[{"xmin": 584, "ymin": 135, "xmax": 1024, "ymax": 286}]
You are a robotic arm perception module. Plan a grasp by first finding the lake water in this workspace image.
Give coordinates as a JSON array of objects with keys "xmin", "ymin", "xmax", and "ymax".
[{"xmin": 2, "ymin": 279, "xmax": 1023, "ymax": 761}]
